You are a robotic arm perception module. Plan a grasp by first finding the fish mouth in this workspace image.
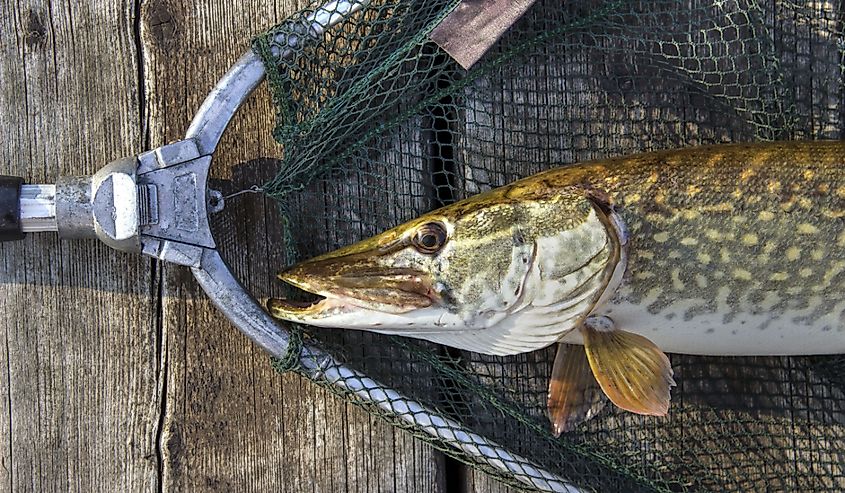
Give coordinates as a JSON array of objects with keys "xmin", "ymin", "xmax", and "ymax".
[
  {"xmin": 266, "ymin": 251, "xmax": 438, "ymax": 324},
  {"xmin": 266, "ymin": 291, "xmax": 330, "ymax": 316}
]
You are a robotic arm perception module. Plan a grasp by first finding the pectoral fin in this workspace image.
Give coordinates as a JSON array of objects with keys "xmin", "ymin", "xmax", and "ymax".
[
  {"xmin": 547, "ymin": 343, "xmax": 607, "ymax": 436},
  {"xmin": 580, "ymin": 316, "xmax": 675, "ymax": 416}
]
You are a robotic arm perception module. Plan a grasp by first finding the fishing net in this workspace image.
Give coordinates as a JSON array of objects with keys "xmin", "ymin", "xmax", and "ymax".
[{"xmin": 225, "ymin": 0, "xmax": 845, "ymax": 490}]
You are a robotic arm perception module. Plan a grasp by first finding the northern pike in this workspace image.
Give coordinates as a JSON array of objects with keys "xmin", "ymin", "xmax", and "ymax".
[{"xmin": 267, "ymin": 141, "xmax": 845, "ymax": 434}]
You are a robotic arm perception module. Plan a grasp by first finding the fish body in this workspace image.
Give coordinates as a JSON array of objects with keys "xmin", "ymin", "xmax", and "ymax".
[
  {"xmin": 554, "ymin": 140, "xmax": 845, "ymax": 355},
  {"xmin": 268, "ymin": 140, "xmax": 845, "ymax": 432}
]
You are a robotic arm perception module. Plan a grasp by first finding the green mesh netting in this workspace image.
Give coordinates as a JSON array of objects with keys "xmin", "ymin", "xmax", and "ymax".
[{"xmin": 247, "ymin": 0, "xmax": 845, "ymax": 491}]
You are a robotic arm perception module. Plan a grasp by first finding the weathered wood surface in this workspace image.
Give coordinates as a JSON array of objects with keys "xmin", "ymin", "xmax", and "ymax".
[
  {"xmin": 0, "ymin": 0, "xmax": 454, "ymax": 491},
  {"xmin": 0, "ymin": 1, "xmax": 159, "ymax": 491},
  {"xmin": 467, "ymin": 471, "xmax": 518, "ymax": 493}
]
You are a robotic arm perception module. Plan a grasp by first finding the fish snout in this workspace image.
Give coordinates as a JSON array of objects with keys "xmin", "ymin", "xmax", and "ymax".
[{"xmin": 276, "ymin": 254, "xmax": 439, "ymax": 314}]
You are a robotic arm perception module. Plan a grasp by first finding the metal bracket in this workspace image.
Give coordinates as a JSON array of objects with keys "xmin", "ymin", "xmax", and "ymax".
[{"xmin": 136, "ymin": 139, "xmax": 217, "ymax": 267}]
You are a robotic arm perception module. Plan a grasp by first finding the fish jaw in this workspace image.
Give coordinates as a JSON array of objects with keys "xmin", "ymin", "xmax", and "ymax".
[
  {"xmin": 267, "ymin": 243, "xmax": 448, "ymax": 326},
  {"xmin": 267, "ymin": 294, "xmax": 465, "ymax": 331},
  {"xmin": 266, "ymin": 275, "xmax": 467, "ymax": 330},
  {"xmin": 267, "ymin": 294, "xmax": 355, "ymax": 324}
]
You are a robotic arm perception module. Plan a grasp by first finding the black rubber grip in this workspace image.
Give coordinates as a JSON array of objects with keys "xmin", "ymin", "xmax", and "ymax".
[{"xmin": 0, "ymin": 175, "xmax": 24, "ymax": 241}]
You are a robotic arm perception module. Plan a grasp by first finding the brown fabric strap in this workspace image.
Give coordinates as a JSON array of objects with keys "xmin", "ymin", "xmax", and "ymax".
[{"xmin": 430, "ymin": 0, "xmax": 538, "ymax": 69}]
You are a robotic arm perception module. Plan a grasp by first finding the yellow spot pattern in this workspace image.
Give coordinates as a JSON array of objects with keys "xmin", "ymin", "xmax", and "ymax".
[
  {"xmin": 758, "ymin": 210, "xmax": 775, "ymax": 221},
  {"xmin": 740, "ymin": 169, "xmax": 756, "ymax": 181},
  {"xmin": 681, "ymin": 209, "xmax": 700, "ymax": 220},
  {"xmin": 540, "ymin": 140, "xmax": 845, "ymax": 335},
  {"xmin": 797, "ymin": 223, "xmax": 820, "ymax": 235}
]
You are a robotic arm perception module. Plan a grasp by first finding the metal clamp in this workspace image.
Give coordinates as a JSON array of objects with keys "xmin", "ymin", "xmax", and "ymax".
[
  {"xmin": 136, "ymin": 140, "xmax": 216, "ymax": 267},
  {"xmin": 26, "ymin": 137, "xmax": 218, "ymax": 265}
]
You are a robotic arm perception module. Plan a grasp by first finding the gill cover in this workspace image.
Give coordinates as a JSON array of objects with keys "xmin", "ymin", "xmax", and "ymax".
[{"xmin": 268, "ymin": 185, "xmax": 627, "ymax": 357}]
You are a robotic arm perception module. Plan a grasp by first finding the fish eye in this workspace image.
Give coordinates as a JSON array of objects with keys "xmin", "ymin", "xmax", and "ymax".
[{"xmin": 412, "ymin": 222, "xmax": 448, "ymax": 254}]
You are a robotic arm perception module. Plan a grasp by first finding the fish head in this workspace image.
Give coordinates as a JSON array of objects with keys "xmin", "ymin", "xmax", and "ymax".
[
  {"xmin": 270, "ymin": 216, "xmax": 451, "ymax": 318},
  {"xmin": 268, "ymin": 183, "xmax": 624, "ymax": 353}
]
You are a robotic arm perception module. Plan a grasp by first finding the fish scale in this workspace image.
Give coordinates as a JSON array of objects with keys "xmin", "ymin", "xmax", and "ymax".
[{"xmin": 553, "ymin": 140, "xmax": 845, "ymax": 354}]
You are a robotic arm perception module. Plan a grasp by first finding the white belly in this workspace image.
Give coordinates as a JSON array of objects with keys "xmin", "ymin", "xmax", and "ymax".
[{"xmin": 560, "ymin": 297, "xmax": 845, "ymax": 356}]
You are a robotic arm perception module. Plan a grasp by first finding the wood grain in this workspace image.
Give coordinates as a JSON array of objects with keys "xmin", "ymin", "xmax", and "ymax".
[
  {"xmin": 466, "ymin": 471, "xmax": 520, "ymax": 493},
  {"xmin": 0, "ymin": 1, "xmax": 159, "ymax": 491}
]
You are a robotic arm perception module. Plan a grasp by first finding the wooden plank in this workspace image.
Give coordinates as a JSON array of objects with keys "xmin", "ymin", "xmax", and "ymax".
[
  {"xmin": 140, "ymin": 0, "xmax": 447, "ymax": 490},
  {"xmin": 466, "ymin": 472, "xmax": 519, "ymax": 493},
  {"xmin": 0, "ymin": 1, "xmax": 159, "ymax": 492}
]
